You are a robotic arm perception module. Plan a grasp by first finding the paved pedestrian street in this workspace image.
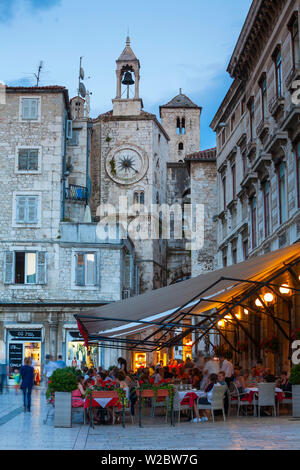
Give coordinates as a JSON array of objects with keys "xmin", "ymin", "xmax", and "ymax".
[{"xmin": 0, "ymin": 389, "xmax": 299, "ymax": 450}]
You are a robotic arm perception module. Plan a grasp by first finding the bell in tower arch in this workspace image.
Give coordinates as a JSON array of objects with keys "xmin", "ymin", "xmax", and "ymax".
[{"xmin": 122, "ymin": 71, "xmax": 135, "ymax": 86}]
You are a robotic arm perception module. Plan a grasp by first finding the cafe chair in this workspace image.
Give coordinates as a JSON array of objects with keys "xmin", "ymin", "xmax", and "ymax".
[
  {"xmin": 197, "ymin": 385, "xmax": 227, "ymax": 422},
  {"xmin": 173, "ymin": 390, "xmax": 194, "ymax": 423},
  {"xmin": 257, "ymin": 383, "xmax": 276, "ymax": 417},
  {"xmin": 229, "ymin": 382, "xmax": 257, "ymax": 417}
]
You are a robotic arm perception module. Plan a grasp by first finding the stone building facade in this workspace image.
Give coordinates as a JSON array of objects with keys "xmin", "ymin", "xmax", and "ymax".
[
  {"xmin": 211, "ymin": 0, "xmax": 300, "ymax": 268},
  {"xmin": 0, "ymin": 86, "xmax": 137, "ymax": 376}
]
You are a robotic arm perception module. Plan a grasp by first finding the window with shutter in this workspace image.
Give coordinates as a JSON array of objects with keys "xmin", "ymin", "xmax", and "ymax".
[
  {"xmin": 4, "ymin": 252, "xmax": 14, "ymax": 284},
  {"xmin": 16, "ymin": 196, "xmax": 38, "ymax": 224},
  {"xmin": 75, "ymin": 253, "xmax": 85, "ymax": 286},
  {"xmin": 16, "ymin": 196, "xmax": 26, "ymax": 223},
  {"xmin": 66, "ymin": 120, "xmax": 73, "ymax": 139},
  {"xmin": 37, "ymin": 252, "xmax": 47, "ymax": 284},
  {"xmin": 22, "ymin": 98, "xmax": 39, "ymax": 120}
]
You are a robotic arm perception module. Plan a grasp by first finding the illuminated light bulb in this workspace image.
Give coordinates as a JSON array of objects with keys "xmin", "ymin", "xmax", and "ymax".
[
  {"xmin": 264, "ymin": 293, "xmax": 274, "ymax": 303},
  {"xmin": 218, "ymin": 321, "xmax": 224, "ymax": 327},
  {"xmin": 225, "ymin": 315, "xmax": 231, "ymax": 319},
  {"xmin": 279, "ymin": 284, "xmax": 290, "ymax": 295},
  {"xmin": 244, "ymin": 309, "xmax": 249, "ymax": 315},
  {"xmin": 235, "ymin": 313, "xmax": 241, "ymax": 319},
  {"xmin": 255, "ymin": 298, "xmax": 263, "ymax": 307}
]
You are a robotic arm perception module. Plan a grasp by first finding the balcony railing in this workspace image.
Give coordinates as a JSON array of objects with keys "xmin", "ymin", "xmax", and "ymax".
[{"xmin": 65, "ymin": 184, "xmax": 88, "ymax": 202}]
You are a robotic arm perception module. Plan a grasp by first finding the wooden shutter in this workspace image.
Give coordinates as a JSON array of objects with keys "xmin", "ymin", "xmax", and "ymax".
[
  {"xmin": 66, "ymin": 120, "xmax": 73, "ymax": 139},
  {"xmin": 16, "ymin": 196, "xmax": 26, "ymax": 223},
  {"xmin": 27, "ymin": 197, "xmax": 38, "ymax": 223},
  {"xmin": 30, "ymin": 99, "xmax": 38, "ymax": 119},
  {"xmin": 37, "ymin": 252, "xmax": 47, "ymax": 285},
  {"xmin": 75, "ymin": 253, "xmax": 85, "ymax": 286},
  {"xmin": 4, "ymin": 252, "xmax": 14, "ymax": 284}
]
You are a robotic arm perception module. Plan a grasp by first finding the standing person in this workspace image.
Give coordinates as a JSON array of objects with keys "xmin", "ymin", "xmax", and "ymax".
[
  {"xmin": 56, "ymin": 355, "xmax": 66, "ymax": 369},
  {"xmin": 219, "ymin": 355, "xmax": 234, "ymax": 386},
  {"xmin": 117, "ymin": 357, "xmax": 128, "ymax": 374},
  {"xmin": 12, "ymin": 368, "xmax": 21, "ymax": 394},
  {"xmin": 43, "ymin": 355, "xmax": 58, "ymax": 389},
  {"xmin": 200, "ymin": 356, "xmax": 220, "ymax": 389},
  {"xmin": 20, "ymin": 358, "xmax": 34, "ymax": 412}
]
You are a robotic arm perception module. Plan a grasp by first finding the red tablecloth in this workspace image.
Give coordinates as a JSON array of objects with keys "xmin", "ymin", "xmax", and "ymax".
[
  {"xmin": 84, "ymin": 397, "xmax": 121, "ymax": 410},
  {"xmin": 180, "ymin": 392, "xmax": 202, "ymax": 408},
  {"xmin": 238, "ymin": 391, "xmax": 285, "ymax": 404}
]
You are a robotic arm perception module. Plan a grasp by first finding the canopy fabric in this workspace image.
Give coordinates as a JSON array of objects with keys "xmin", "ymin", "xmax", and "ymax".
[{"xmin": 76, "ymin": 242, "xmax": 300, "ymax": 340}]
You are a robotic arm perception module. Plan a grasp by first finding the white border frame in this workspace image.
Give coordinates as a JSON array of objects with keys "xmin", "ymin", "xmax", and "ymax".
[
  {"xmin": 19, "ymin": 96, "xmax": 41, "ymax": 123},
  {"xmin": 12, "ymin": 191, "xmax": 42, "ymax": 228},
  {"xmin": 15, "ymin": 145, "xmax": 42, "ymax": 175}
]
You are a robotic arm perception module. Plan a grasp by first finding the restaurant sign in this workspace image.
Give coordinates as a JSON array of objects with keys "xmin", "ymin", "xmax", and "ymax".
[{"xmin": 9, "ymin": 330, "xmax": 42, "ymax": 340}]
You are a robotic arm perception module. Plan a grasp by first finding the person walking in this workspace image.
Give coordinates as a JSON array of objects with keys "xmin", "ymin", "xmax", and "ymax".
[
  {"xmin": 56, "ymin": 355, "xmax": 66, "ymax": 369},
  {"xmin": 43, "ymin": 355, "xmax": 58, "ymax": 388},
  {"xmin": 20, "ymin": 358, "xmax": 34, "ymax": 412}
]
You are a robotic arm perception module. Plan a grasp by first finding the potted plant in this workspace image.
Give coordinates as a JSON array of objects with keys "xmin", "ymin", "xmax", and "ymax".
[
  {"xmin": 289, "ymin": 364, "xmax": 300, "ymax": 418},
  {"xmin": 47, "ymin": 368, "xmax": 77, "ymax": 427}
]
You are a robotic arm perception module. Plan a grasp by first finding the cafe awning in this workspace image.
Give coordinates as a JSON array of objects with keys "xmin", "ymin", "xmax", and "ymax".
[{"xmin": 75, "ymin": 242, "xmax": 300, "ymax": 350}]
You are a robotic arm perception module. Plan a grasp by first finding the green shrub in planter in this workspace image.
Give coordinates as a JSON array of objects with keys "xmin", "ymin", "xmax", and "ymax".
[
  {"xmin": 289, "ymin": 364, "xmax": 300, "ymax": 385},
  {"xmin": 48, "ymin": 368, "xmax": 78, "ymax": 394}
]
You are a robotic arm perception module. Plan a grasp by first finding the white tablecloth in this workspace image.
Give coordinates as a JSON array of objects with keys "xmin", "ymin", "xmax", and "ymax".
[{"xmin": 245, "ymin": 387, "xmax": 283, "ymax": 393}]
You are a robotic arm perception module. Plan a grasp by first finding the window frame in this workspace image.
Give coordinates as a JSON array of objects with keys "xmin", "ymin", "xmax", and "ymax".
[
  {"xmin": 4, "ymin": 250, "xmax": 46, "ymax": 286},
  {"xmin": 263, "ymin": 181, "xmax": 271, "ymax": 238},
  {"xmin": 288, "ymin": 12, "xmax": 299, "ymax": 70},
  {"xmin": 15, "ymin": 146, "xmax": 41, "ymax": 174},
  {"xmin": 13, "ymin": 192, "xmax": 41, "ymax": 227},
  {"xmin": 19, "ymin": 96, "xmax": 41, "ymax": 122},
  {"xmin": 250, "ymin": 196, "xmax": 257, "ymax": 249},
  {"xmin": 277, "ymin": 161, "xmax": 287, "ymax": 224},
  {"xmin": 73, "ymin": 250, "xmax": 99, "ymax": 289},
  {"xmin": 247, "ymin": 97, "xmax": 255, "ymax": 141},
  {"xmin": 259, "ymin": 73, "xmax": 267, "ymax": 121},
  {"xmin": 272, "ymin": 46, "xmax": 283, "ymax": 98}
]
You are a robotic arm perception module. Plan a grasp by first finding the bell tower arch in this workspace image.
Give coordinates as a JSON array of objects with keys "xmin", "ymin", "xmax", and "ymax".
[{"xmin": 113, "ymin": 37, "xmax": 143, "ymax": 116}]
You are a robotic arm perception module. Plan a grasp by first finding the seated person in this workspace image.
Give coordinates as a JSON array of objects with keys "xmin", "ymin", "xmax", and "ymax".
[
  {"xmin": 217, "ymin": 371, "xmax": 227, "ymax": 386},
  {"xmin": 263, "ymin": 368, "xmax": 276, "ymax": 383},
  {"xmin": 163, "ymin": 366, "xmax": 174, "ymax": 380},
  {"xmin": 153, "ymin": 368, "xmax": 164, "ymax": 384},
  {"xmin": 256, "ymin": 361, "xmax": 265, "ymax": 378},
  {"xmin": 233, "ymin": 366, "xmax": 245, "ymax": 393},
  {"xmin": 190, "ymin": 368, "xmax": 203, "ymax": 390},
  {"xmin": 72, "ymin": 375, "xmax": 85, "ymax": 408},
  {"xmin": 278, "ymin": 371, "xmax": 292, "ymax": 395},
  {"xmin": 192, "ymin": 373, "xmax": 219, "ymax": 422}
]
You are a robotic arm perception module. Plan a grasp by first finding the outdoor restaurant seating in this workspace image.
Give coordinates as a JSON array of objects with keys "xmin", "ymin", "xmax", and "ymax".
[
  {"xmin": 196, "ymin": 385, "xmax": 227, "ymax": 422},
  {"xmin": 228, "ymin": 382, "xmax": 258, "ymax": 417}
]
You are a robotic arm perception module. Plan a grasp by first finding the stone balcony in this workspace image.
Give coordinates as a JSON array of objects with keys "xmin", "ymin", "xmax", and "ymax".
[
  {"xmin": 285, "ymin": 65, "xmax": 300, "ymax": 92},
  {"xmin": 268, "ymin": 95, "xmax": 285, "ymax": 119},
  {"xmin": 256, "ymin": 119, "xmax": 270, "ymax": 140},
  {"xmin": 59, "ymin": 222, "xmax": 123, "ymax": 245}
]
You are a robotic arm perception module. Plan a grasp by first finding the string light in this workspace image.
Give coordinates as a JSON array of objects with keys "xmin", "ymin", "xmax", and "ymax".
[
  {"xmin": 279, "ymin": 284, "xmax": 291, "ymax": 295},
  {"xmin": 264, "ymin": 293, "xmax": 274, "ymax": 303},
  {"xmin": 244, "ymin": 309, "xmax": 249, "ymax": 315}
]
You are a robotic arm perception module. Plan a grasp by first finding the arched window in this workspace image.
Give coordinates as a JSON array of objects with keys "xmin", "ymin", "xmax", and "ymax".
[
  {"xmin": 181, "ymin": 117, "xmax": 186, "ymax": 135},
  {"xmin": 176, "ymin": 117, "xmax": 181, "ymax": 135},
  {"xmin": 133, "ymin": 191, "xmax": 145, "ymax": 205},
  {"xmin": 178, "ymin": 142, "xmax": 184, "ymax": 151}
]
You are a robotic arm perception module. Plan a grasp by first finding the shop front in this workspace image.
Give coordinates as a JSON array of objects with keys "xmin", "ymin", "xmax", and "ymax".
[
  {"xmin": 66, "ymin": 331, "xmax": 98, "ymax": 369},
  {"xmin": 7, "ymin": 329, "xmax": 42, "ymax": 385}
]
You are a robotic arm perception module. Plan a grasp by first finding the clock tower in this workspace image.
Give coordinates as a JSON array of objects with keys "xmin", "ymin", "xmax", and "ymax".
[{"xmin": 91, "ymin": 38, "xmax": 169, "ymax": 293}]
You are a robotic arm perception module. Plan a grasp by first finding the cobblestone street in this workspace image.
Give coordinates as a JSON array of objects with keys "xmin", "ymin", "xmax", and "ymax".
[{"xmin": 0, "ymin": 389, "xmax": 299, "ymax": 450}]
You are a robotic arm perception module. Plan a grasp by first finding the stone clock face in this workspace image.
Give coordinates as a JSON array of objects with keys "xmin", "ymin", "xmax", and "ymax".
[{"xmin": 106, "ymin": 146, "xmax": 148, "ymax": 185}]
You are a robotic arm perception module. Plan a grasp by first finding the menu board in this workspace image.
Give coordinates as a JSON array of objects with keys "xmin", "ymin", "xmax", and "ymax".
[{"xmin": 9, "ymin": 343, "xmax": 23, "ymax": 372}]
